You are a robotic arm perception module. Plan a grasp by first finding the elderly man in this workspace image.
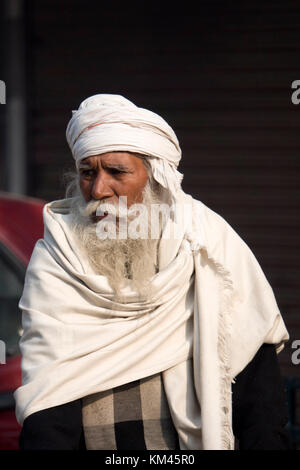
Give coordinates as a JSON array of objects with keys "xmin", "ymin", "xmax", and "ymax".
[{"xmin": 15, "ymin": 94, "xmax": 290, "ymax": 451}]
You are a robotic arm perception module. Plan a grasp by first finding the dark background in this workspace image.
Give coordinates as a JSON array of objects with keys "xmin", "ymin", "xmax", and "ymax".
[{"xmin": 0, "ymin": 0, "xmax": 299, "ymax": 395}]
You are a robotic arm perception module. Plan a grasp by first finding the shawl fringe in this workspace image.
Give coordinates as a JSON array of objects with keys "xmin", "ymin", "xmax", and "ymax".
[{"xmin": 209, "ymin": 255, "xmax": 235, "ymax": 450}]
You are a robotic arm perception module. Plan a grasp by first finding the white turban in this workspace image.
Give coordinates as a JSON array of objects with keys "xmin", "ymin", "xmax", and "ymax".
[{"xmin": 66, "ymin": 94, "xmax": 184, "ymax": 199}]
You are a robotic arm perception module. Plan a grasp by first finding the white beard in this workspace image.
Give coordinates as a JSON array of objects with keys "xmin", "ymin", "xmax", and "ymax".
[{"xmin": 68, "ymin": 178, "xmax": 163, "ymax": 302}]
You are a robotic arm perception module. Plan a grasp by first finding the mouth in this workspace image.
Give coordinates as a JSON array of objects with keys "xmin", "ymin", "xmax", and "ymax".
[{"xmin": 91, "ymin": 212, "xmax": 107, "ymax": 223}]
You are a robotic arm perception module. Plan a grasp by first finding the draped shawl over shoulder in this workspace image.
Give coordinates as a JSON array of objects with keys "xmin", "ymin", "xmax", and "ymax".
[{"xmin": 14, "ymin": 191, "xmax": 289, "ymax": 450}]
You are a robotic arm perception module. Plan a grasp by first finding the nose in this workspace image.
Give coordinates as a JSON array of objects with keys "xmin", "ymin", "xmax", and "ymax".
[{"xmin": 91, "ymin": 172, "xmax": 115, "ymax": 200}]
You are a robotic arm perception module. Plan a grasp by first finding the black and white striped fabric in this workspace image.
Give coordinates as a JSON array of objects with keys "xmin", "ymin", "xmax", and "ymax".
[{"xmin": 81, "ymin": 372, "xmax": 180, "ymax": 450}]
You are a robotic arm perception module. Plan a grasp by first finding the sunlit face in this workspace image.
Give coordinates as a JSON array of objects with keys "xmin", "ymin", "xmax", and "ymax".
[
  {"xmin": 73, "ymin": 152, "xmax": 157, "ymax": 298},
  {"xmin": 78, "ymin": 152, "xmax": 149, "ymax": 212}
]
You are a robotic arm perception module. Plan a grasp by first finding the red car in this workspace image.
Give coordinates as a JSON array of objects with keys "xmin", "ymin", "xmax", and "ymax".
[{"xmin": 0, "ymin": 192, "xmax": 45, "ymax": 450}]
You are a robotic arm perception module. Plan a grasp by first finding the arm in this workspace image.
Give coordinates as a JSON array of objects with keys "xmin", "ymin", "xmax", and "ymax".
[
  {"xmin": 19, "ymin": 399, "xmax": 85, "ymax": 450},
  {"xmin": 232, "ymin": 343, "xmax": 291, "ymax": 450}
]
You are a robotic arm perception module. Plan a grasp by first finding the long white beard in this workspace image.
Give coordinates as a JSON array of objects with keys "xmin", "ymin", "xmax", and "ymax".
[{"xmin": 68, "ymin": 178, "xmax": 163, "ymax": 301}]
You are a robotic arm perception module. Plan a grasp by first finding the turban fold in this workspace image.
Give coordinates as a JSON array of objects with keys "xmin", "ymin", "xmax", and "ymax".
[{"xmin": 66, "ymin": 94, "xmax": 184, "ymax": 199}]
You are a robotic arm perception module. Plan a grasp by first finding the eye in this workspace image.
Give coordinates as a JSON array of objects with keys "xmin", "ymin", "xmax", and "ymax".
[
  {"xmin": 109, "ymin": 168, "xmax": 126, "ymax": 176},
  {"xmin": 80, "ymin": 169, "xmax": 95, "ymax": 179}
]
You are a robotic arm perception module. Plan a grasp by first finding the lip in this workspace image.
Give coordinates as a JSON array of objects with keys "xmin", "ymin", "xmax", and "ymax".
[
  {"xmin": 91, "ymin": 213, "xmax": 107, "ymax": 223},
  {"xmin": 91, "ymin": 213, "xmax": 122, "ymax": 225}
]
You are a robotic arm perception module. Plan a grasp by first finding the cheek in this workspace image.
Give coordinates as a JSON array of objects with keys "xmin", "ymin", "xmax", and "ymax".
[
  {"xmin": 116, "ymin": 170, "xmax": 148, "ymax": 205},
  {"xmin": 137, "ymin": 173, "xmax": 149, "ymax": 199},
  {"xmin": 130, "ymin": 181, "xmax": 147, "ymax": 204},
  {"xmin": 79, "ymin": 179, "xmax": 91, "ymax": 202}
]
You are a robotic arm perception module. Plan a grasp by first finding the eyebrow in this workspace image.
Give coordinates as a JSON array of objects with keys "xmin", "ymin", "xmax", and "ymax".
[
  {"xmin": 78, "ymin": 163, "xmax": 92, "ymax": 170},
  {"xmin": 104, "ymin": 163, "xmax": 132, "ymax": 172},
  {"xmin": 78, "ymin": 162, "xmax": 132, "ymax": 172}
]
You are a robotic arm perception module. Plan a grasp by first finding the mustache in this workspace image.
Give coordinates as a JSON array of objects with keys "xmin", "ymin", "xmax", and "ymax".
[{"xmin": 79, "ymin": 198, "xmax": 129, "ymax": 219}]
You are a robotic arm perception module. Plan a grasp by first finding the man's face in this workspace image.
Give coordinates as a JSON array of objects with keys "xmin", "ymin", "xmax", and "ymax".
[
  {"xmin": 79, "ymin": 151, "xmax": 149, "ymax": 210},
  {"xmin": 72, "ymin": 152, "xmax": 159, "ymax": 297}
]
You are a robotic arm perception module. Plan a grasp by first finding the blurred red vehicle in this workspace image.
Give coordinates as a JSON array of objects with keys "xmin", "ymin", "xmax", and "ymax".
[{"xmin": 0, "ymin": 192, "xmax": 45, "ymax": 450}]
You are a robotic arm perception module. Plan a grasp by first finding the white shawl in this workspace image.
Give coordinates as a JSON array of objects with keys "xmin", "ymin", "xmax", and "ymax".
[{"xmin": 14, "ymin": 190, "xmax": 289, "ymax": 450}]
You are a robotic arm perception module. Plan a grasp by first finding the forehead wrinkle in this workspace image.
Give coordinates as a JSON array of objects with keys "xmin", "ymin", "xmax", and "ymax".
[{"xmin": 79, "ymin": 155, "xmax": 135, "ymax": 171}]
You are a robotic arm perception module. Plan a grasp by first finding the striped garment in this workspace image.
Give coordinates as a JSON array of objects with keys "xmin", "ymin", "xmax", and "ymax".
[{"xmin": 81, "ymin": 372, "xmax": 180, "ymax": 450}]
